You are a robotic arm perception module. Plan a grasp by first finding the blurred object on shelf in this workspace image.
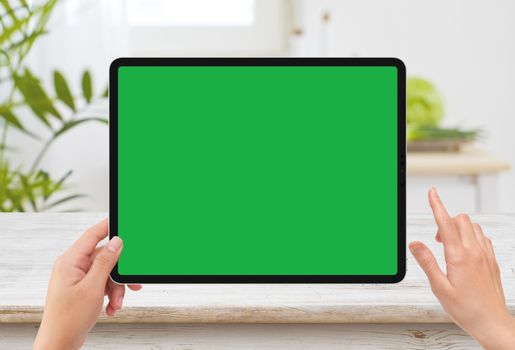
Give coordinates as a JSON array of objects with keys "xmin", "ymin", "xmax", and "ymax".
[
  {"xmin": 407, "ymin": 77, "xmax": 481, "ymax": 152},
  {"xmin": 407, "ymin": 77, "xmax": 445, "ymax": 127},
  {"xmin": 407, "ymin": 127, "xmax": 481, "ymax": 152}
]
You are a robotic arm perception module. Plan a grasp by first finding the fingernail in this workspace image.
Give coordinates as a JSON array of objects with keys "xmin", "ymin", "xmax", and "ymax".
[
  {"xmin": 108, "ymin": 236, "xmax": 123, "ymax": 252},
  {"xmin": 117, "ymin": 296, "xmax": 124, "ymax": 309},
  {"xmin": 431, "ymin": 187, "xmax": 440, "ymax": 199}
]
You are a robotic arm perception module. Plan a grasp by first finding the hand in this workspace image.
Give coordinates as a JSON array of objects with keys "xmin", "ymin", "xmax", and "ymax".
[
  {"xmin": 409, "ymin": 188, "xmax": 515, "ymax": 349},
  {"xmin": 33, "ymin": 219, "xmax": 142, "ymax": 350}
]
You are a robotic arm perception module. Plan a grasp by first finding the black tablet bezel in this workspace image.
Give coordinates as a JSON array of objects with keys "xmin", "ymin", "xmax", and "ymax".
[{"xmin": 109, "ymin": 57, "xmax": 406, "ymax": 284}]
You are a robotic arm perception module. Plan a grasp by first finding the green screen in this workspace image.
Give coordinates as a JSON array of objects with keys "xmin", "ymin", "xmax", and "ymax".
[{"xmin": 117, "ymin": 65, "xmax": 398, "ymax": 275}]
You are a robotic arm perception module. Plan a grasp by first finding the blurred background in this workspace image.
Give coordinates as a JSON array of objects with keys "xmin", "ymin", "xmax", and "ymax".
[{"xmin": 1, "ymin": 0, "xmax": 513, "ymax": 213}]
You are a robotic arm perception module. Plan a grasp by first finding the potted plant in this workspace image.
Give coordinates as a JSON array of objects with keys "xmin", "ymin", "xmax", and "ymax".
[{"xmin": 0, "ymin": 0, "xmax": 107, "ymax": 211}]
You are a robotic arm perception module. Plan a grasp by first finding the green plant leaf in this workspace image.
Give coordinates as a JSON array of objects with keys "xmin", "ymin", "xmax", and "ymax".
[
  {"xmin": 19, "ymin": 173, "xmax": 37, "ymax": 211},
  {"xmin": 13, "ymin": 69, "xmax": 63, "ymax": 127},
  {"xmin": 0, "ymin": 14, "xmax": 31, "ymax": 46},
  {"xmin": 4, "ymin": 29, "xmax": 47, "ymax": 52},
  {"xmin": 43, "ymin": 193, "xmax": 86, "ymax": 211},
  {"xmin": 0, "ymin": 0, "xmax": 31, "ymax": 43},
  {"xmin": 81, "ymin": 70, "xmax": 93, "ymax": 103},
  {"xmin": 50, "ymin": 170, "xmax": 73, "ymax": 198},
  {"xmin": 0, "ymin": 0, "xmax": 22, "ymax": 20},
  {"xmin": 102, "ymin": 86, "xmax": 108, "ymax": 98},
  {"xmin": 12, "ymin": 72, "xmax": 51, "ymax": 127},
  {"xmin": 0, "ymin": 106, "xmax": 24, "ymax": 129},
  {"xmin": 7, "ymin": 0, "xmax": 57, "ymax": 66},
  {"xmin": 54, "ymin": 117, "xmax": 108, "ymax": 138},
  {"xmin": 407, "ymin": 126, "xmax": 482, "ymax": 141},
  {"xmin": 0, "ymin": 105, "xmax": 39, "ymax": 139},
  {"xmin": 19, "ymin": 0, "xmax": 29, "ymax": 9},
  {"xmin": 53, "ymin": 70, "xmax": 76, "ymax": 112},
  {"xmin": 35, "ymin": 170, "xmax": 53, "ymax": 200},
  {"xmin": 24, "ymin": 68, "xmax": 62, "ymax": 119}
]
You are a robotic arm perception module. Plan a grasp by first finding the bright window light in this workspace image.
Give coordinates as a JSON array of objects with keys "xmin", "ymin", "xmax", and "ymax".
[{"xmin": 126, "ymin": 0, "xmax": 255, "ymax": 27}]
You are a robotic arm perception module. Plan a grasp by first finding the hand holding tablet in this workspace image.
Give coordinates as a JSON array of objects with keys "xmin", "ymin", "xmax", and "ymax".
[{"xmin": 34, "ymin": 219, "xmax": 141, "ymax": 350}]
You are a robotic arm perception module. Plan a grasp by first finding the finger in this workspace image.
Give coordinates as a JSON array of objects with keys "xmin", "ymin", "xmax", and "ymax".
[
  {"xmin": 477, "ymin": 230, "xmax": 500, "ymax": 296},
  {"xmin": 96, "ymin": 248, "xmax": 141, "ymax": 293},
  {"xmin": 472, "ymin": 223, "xmax": 486, "ymax": 249},
  {"xmin": 435, "ymin": 230, "xmax": 442, "ymax": 243},
  {"xmin": 105, "ymin": 282, "xmax": 114, "ymax": 315},
  {"xmin": 106, "ymin": 279, "xmax": 126, "ymax": 316},
  {"xmin": 428, "ymin": 188, "xmax": 459, "ymax": 246},
  {"xmin": 94, "ymin": 248, "xmax": 141, "ymax": 293},
  {"xmin": 409, "ymin": 241, "xmax": 451, "ymax": 295},
  {"xmin": 128, "ymin": 284, "xmax": 143, "ymax": 291},
  {"xmin": 485, "ymin": 236, "xmax": 506, "ymax": 301},
  {"xmin": 484, "ymin": 235, "xmax": 496, "ymax": 260},
  {"xmin": 91, "ymin": 246, "xmax": 103, "ymax": 263},
  {"xmin": 106, "ymin": 305, "xmax": 116, "ymax": 317},
  {"xmin": 70, "ymin": 219, "xmax": 109, "ymax": 256},
  {"xmin": 83, "ymin": 236, "xmax": 123, "ymax": 289},
  {"xmin": 453, "ymin": 214, "xmax": 476, "ymax": 245}
]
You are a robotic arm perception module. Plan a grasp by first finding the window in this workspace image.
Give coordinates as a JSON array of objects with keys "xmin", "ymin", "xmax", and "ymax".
[
  {"xmin": 125, "ymin": 0, "xmax": 288, "ymax": 56},
  {"xmin": 127, "ymin": 0, "xmax": 255, "ymax": 27}
]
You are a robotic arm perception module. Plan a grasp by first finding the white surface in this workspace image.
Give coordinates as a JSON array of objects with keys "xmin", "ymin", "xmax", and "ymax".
[
  {"xmin": 0, "ymin": 323, "xmax": 481, "ymax": 349},
  {"xmin": 1, "ymin": 213, "xmax": 515, "ymax": 324}
]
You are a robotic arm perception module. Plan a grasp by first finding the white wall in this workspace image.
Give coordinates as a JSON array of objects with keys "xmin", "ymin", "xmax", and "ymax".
[
  {"xmin": 292, "ymin": 0, "xmax": 515, "ymax": 212},
  {"xmin": 11, "ymin": 0, "xmax": 515, "ymax": 212}
]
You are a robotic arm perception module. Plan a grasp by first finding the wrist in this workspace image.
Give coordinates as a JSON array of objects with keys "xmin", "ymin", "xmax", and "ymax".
[
  {"xmin": 476, "ymin": 312, "xmax": 515, "ymax": 350},
  {"xmin": 34, "ymin": 321, "xmax": 82, "ymax": 350}
]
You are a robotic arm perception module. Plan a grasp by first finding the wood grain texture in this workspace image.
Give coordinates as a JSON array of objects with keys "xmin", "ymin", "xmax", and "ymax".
[
  {"xmin": 407, "ymin": 149, "xmax": 511, "ymax": 175},
  {"xmin": 1, "ymin": 213, "xmax": 514, "ymax": 324},
  {"xmin": 0, "ymin": 323, "xmax": 481, "ymax": 349}
]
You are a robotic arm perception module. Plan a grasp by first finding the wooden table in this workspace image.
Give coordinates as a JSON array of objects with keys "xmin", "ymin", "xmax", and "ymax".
[
  {"xmin": 1, "ymin": 213, "xmax": 515, "ymax": 349},
  {"xmin": 407, "ymin": 149, "xmax": 511, "ymax": 213}
]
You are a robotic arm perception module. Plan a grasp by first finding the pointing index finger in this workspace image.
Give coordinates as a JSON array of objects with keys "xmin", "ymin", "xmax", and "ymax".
[{"xmin": 428, "ymin": 188, "xmax": 459, "ymax": 245}]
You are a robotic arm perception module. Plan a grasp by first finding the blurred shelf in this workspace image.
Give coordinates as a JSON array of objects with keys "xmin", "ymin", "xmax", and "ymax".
[{"xmin": 407, "ymin": 148, "xmax": 511, "ymax": 176}]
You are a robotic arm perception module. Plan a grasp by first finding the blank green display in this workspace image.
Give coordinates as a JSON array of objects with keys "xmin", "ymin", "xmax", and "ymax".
[{"xmin": 117, "ymin": 65, "xmax": 398, "ymax": 275}]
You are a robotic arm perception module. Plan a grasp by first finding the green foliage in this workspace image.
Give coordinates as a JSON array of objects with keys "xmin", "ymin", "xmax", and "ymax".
[
  {"xmin": 407, "ymin": 126, "xmax": 481, "ymax": 142},
  {"xmin": 54, "ymin": 70, "xmax": 76, "ymax": 112},
  {"xmin": 0, "ymin": 163, "xmax": 84, "ymax": 212},
  {"xmin": 81, "ymin": 70, "xmax": 93, "ymax": 103},
  {"xmin": 13, "ymin": 68, "xmax": 63, "ymax": 124},
  {"xmin": 0, "ymin": 0, "xmax": 108, "ymax": 211},
  {"xmin": 407, "ymin": 76, "xmax": 482, "ymax": 142}
]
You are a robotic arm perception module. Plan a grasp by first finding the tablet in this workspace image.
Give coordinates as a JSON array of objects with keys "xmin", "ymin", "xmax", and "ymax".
[{"xmin": 110, "ymin": 58, "xmax": 406, "ymax": 284}]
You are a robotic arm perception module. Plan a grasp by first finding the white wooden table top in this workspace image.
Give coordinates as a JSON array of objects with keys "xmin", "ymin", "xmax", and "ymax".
[
  {"xmin": 407, "ymin": 149, "xmax": 511, "ymax": 175},
  {"xmin": 1, "ymin": 213, "xmax": 514, "ymax": 324}
]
